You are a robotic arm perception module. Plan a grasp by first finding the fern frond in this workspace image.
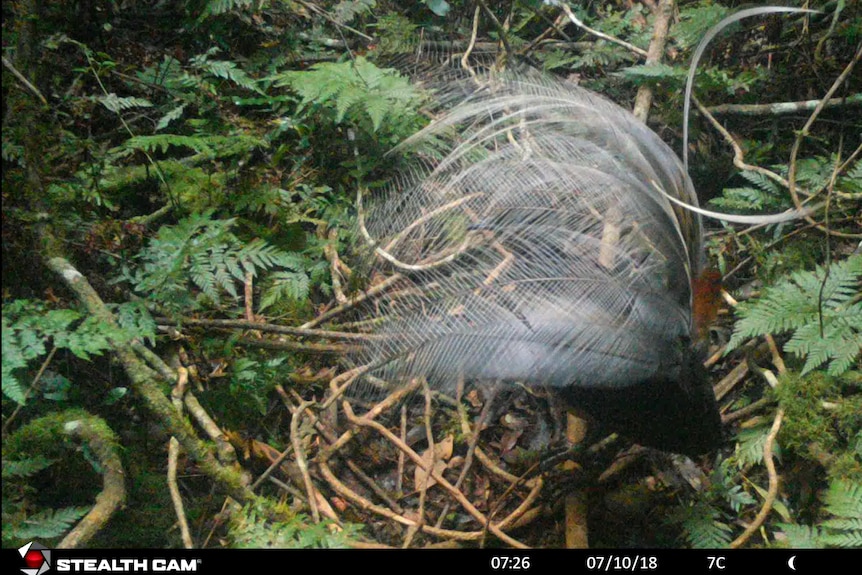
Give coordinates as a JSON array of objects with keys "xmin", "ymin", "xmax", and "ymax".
[
  {"xmin": 2, "ymin": 456, "xmax": 55, "ymax": 479},
  {"xmin": 9, "ymin": 506, "xmax": 90, "ymax": 540},
  {"xmin": 155, "ymin": 104, "xmax": 186, "ymax": 132},
  {"xmin": 823, "ymin": 480, "xmax": 862, "ymax": 519},
  {"xmin": 733, "ymin": 426, "xmax": 771, "ymax": 469},
  {"xmin": 728, "ymin": 255, "xmax": 862, "ymax": 375},
  {"xmin": 680, "ymin": 503, "xmax": 733, "ymax": 548},
  {"xmin": 97, "ymin": 93, "xmax": 153, "ymax": 113},
  {"xmin": 272, "ymin": 56, "xmax": 423, "ymax": 132},
  {"xmin": 778, "ymin": 523, "xmax": 823, "ymax": 548}
]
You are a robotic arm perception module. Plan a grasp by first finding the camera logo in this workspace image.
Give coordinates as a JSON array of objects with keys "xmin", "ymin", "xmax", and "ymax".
[{"xmin": 18, "ymin": 542, "xmax": 51, "ymax": 575}]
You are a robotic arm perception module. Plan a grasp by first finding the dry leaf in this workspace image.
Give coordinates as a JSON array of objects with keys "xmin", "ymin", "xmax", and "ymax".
[{"xmin": 413, "ymin": 435, "xmax": 454, "ymax": 491}]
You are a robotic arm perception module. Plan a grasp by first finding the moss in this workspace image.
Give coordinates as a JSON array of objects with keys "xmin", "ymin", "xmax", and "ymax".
[
  {"xmin": 4, "ymin": 409, "xmax": 119, "ymax": 459},
  {"xmin": 774, "ymin": 372, "xmax": 862, "ymax": 479}
]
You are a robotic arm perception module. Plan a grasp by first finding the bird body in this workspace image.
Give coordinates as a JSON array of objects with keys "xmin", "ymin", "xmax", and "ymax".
[{"xmin": 355, "ymin": 73, "xmax": 723, "ymax": 455}]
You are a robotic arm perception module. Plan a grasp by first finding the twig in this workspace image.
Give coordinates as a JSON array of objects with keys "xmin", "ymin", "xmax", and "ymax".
[
  {"xmin": 131, "ymin": 341, "xmax": 176, "ymax": 381},
  {"xmin": 324, "ymin": 227, "xmax": 348, "ymax": 304},
  {"xmin": 294, "ymin": 0, "xmax": 373, "ymax": 42},
  {"xmin": 2, "ymin": 346, "xmax": 58, "ymax": 435},
  {"xmin": 633, "ymin": 0, "xmax": 674, "ymax": 123},
  {"xmin": 301, "ymin": 273, "xmax": 403, "ymax": 329},
  {"xmin": 722, "ymin": 397, "xmax": 774, "ymax": 424},
  {"xmin": 704, "ymin": 343, "xmax": 727, "ymax": 369},
  {"xmin": 787, "ymin": 44, "xmax": 862, "ymax": 233},
  {"xmin": 320, "ymin": 364, "xmax": 377, "ymax": 412},
  {"xmin": 342, "ymin": 401, "xmax": 529, "ymax": 548},
  {"xmin": 181, "ymin": 393, "xmax": 237, "ymax": 465},
  {"xmin": 520, "ymin": 11, "xmax": 571, "ymax": 56},
  {"xmin": 168, "ymin": 368, "xmax": 194, "ymax": 548},
  {"xmin": 250, "ymin": 443, "xmax": 293, "ymax": 492},
  {"xmin": 168, "ymin": 438, "xmax": 194, "ymax": 548},
  {"xmin": 564, "ymin": 413, "xmax": 589, "ymax": 548},
  {"xmin": 155, "ymin": 317, "xmax": 377, "ymax": 341},
  {"xmin": 730, "ymin": 336, "xmax": 787, "ymax": 548},
  {"xmin": 232, "ymin": 336, "xmax": 357, "ymax": 353},
  {"xmin": 398, "ymin": 405, "xmax": 407, "ymax": 494},
  {"xmin": 692, "ymin": 96, "xmax": 789, "ymax": 189},
  {"xmin": 290, "ymin": 400, "xmax": 320, "ymax": 523},
  {"xmin": 730, "ymin": 408, "xmax": 784, "ymax": 548},
  {"xmin": 435, "ymin": 383, "xmax": 499, "ymax": 530},
  {"xmin": 46, "ymin": 257, "xmax": 261, "ymax": 506},
  {"xmin": 244, "ymin": 271, "xmax": 255, "ymax": 322},
  {"xmin": 559, "ymin": 3, "xmax": 648, "ymax": 58},
  {"xmin": 127, "ymin": 204, "xmax": 172, "ymax": 226},
  {"xmin": 404, "ymin": 382, "xmax": 436, "ymax": 548},
  {"xmin": 461, "ymin": 4, "xmax": 482, "ymax": 80},
  {"xmin": 713, "ymin": 360, "xmax": 750, "ymax": 402},
  {"xmin": 2, "ymin": 55, "xmax": 48, "ymax": 105},
  {"xmin": 475, "ymin": 0, "xmax": 514, "ymax": 59},
  {"xmin": 707, "ymin": 93, "xmax": 862, "ymax": 115}
]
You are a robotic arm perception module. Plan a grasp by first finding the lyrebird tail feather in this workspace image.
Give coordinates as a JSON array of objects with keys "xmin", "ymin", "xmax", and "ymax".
[{"xmin": 354, "ymin": 73, "xmax": 722, "ymax": 455}]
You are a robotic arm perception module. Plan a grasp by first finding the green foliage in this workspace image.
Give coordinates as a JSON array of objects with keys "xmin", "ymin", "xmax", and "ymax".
[
  {"xmin": 668, "ymin": 459, "xmax": 757, "ymax": 548},
  {"xmin": 733, "ymin": 426, "xmax": 773, "ymax": 469},
  {"xmin": 189, "ymin": 54, "xmax": 264, "ymax": 94},
  {"xmin": 332, "ymin": 0, "xmax": 376, "ymax": 24},
  {"xmin": 2, "ymin": 410, "xmax": 118, "ymax": 546},
  {"xmin": 711, "ymin": 170, "xmax": 789, "ymax": 213},
  {"xmin": 121, "ymin": 133, "xmax": 267, "ymax": 160},
  {"xmin": 121, "ymin": 211, "xmax": 310, "ymax": 312},
  {"xmin": 2, "ymin": 300, "xmax": 136, "ymax": 404},
  {"xmin": 5, "ymin": 506, "xmax": 91, "ymax": 542},
  {"xmin": 677, "ymin": 502, "xmax": 734, "ymax": 548},
  {"xmin": 727, "ymin": 255, "xmax": 862, "ymax": 376},
  {"xmin": 773, "ymin": 371, "xmax": 862, "ymax": 478},
  {"xmin": 2, "ymin": 456, "xmax": 56, "ymax": 479},
  {"xmin": 110, "ymin": 301, "xmax": 158, "ymax": 347},
  {"xmin": 423, "ymin": 0, "xmax": 450, "ymax": 18},
  {"xmin": 199, "ymin": 0, "xmax": 255, "ymax": 20},
  {"xmin": 96, "ymin": 94, "xmax": 154, "ymax": 113},
  {"xmin": 373, "ymin": 12, "xmax": 419, "ymax": 55},
  {"xmin": 228, "ymin": 356, "xmax": 287, "ymax": 415},
  {"xmin": 672, "ymin": 3, "xmax": 730, "ymax": 49},
  {"xmin": 778, "ymin": 479, "xmax": 862, "ymax": 548},
  {"xmin": 227, "ymin": 501, "xmax": 360, "ymax": 548},
  {"xmin": 272, "ymin": 56, "xmax": 424, "ymax": 133},
  {"xmin": 714, "ymin": 156, "xmax": 853, "ymax": 216},
  {"xmin": 617, "ymin": 63, "xmax": 687, "ymax": 87}
]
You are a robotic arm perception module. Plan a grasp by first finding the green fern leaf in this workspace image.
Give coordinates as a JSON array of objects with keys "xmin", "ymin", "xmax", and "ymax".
[
  {"xmin": 98, "ymin": 93, "xmax": 153, "ymax": 113},
  {"xmin": 820, "ymin": 531, "xmax": 862, "ymax": 548},
  {"xmin": 823, "ymin": 480, "xmax": 862, "ymax": 519},
  {"xmin": 2, "ymin": 456, "xmax": 55, "ymax": 479},
  {"xmin": 778, "ymin": 523, "xmax": 823, "ymax": 548},
  {"xmin": 680, "ymin": 503, "xmax": 733, "ymax": 548},
  {"xmin": 734, "ymin": 426, "xmax": 771, "ymax": 469},
  {"xmin": 10, "ymin": 506, "xmax": 90, "ymax": 540},
  {"xmin": 272, "ymin": 56, "xmax": 422, "ymax": 132},
  {"xmin": 155, "ymin": 104, "xmax": 186, "ymax": 131},
  {"xmin": 728, "ymin": 255, "xmax": 862, "ymax": 375}
]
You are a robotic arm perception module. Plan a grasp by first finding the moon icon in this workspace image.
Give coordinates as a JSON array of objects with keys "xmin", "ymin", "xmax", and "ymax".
[{"xmin": 788, "ymin": 556, "xmax": 797, "ymax": 571}]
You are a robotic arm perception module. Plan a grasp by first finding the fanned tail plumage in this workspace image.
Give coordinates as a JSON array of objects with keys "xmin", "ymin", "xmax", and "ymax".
[{"xmin": 355, "ymin": 73, "xmax": 722, "ymax": 455}]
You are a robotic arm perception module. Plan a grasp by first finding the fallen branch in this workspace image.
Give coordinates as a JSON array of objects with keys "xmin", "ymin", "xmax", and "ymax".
[
  {"xmin": 58, "ymin": 414, "xmax": 126, "ymax": 549},
  {"xmin": 708, "ymin": 93, "xmax": 862, "ymax": 116},
  {"xmin": 155, "ymin": 317, "xmax": 377, "ymax": 341},
  {"xmin": 46, "ymin": 257, "xmax": 261, "ymax": 507}
]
